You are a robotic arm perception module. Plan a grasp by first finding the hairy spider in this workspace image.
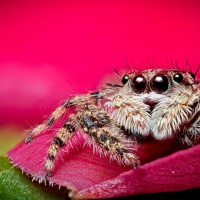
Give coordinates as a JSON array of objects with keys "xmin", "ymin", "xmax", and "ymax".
[{"xmin": 25, "ymin": 68, "xmax": 200, "ymax": 177}]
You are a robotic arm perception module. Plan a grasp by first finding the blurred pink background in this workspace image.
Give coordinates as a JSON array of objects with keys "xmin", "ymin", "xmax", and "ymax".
[{"xmin": 0, "ymin": 1, "xmax": 200, "ymax": 128}]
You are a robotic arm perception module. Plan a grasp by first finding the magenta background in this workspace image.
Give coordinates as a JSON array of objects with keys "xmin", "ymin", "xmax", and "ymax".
[
  {"xmin": 4, "ymin": 2, "xmax": 200, "ymax": 198},
  {"xmin": 0, "ymin": 1, "xmax": 200, "ymax": 127}
]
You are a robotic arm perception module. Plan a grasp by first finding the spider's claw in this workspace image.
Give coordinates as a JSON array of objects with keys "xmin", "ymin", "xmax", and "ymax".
[
  {"xmin": 45, "ymin": 172, "xmax": 51, "ymax": 179},
  {"xmin": 133, "ymin": 161, "xmax": 140, "ymax": 169},
  {"xmin": 25, "ymin": 136, "xmax": 33, "ymax": 144}
]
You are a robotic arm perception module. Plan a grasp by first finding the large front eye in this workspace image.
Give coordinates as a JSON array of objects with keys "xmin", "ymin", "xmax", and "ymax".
[
  {"xmin": 150, "ymin": 74, "xmax": 168, "ymax": 93},
  {"xmin": 132, "ymin": 75, "xmax": 146, "ymax": 93},
  {"xmin": 173, "ymin": 73, "xmax": 183, "ymax": 83},
  {"xmin": 122, "ymin": 75, "xmax": 129, "ymax": 84}
]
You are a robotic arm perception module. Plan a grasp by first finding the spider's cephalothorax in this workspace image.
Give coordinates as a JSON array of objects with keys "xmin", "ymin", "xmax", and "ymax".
[{"xmin": 25, "ymin": 68, "xmax": 200, "ymax": 177}]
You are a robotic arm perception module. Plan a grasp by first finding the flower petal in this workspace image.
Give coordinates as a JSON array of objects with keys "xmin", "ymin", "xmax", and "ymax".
[
  {"xmin": 75, "ymin": 144, "xmax": 200, "ymax": 199},
  {"xmin": 8, "ymin": 130, "xmax": 131, "ymax": 192}
]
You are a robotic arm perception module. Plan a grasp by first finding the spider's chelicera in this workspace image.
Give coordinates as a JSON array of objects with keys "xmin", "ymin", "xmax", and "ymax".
[{"xmin": 25, "ymin": 69, "xmax": 200, "ymax": 178}]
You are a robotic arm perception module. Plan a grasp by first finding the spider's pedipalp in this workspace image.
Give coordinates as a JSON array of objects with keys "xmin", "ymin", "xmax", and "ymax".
[
  {"xmin": 151, "ymin": 85, "xmax": 199, "ymax": 140},
  {"xmin": 105, "ymin": 94, "xmax": 150, "ymax": 138}
]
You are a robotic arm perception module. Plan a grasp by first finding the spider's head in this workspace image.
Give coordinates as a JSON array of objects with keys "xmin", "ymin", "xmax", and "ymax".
[{"xmin": 121, "ymin": 69, "xmax": 198, "ymax": 109}]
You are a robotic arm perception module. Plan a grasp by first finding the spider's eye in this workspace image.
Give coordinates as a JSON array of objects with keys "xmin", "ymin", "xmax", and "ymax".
[
  {"xmin": 122, "ymin": 75, "xmax": 129, "ymax": 84},
  {"xmin": 173, "ymin": 73, "xmax": 183, "ymax": 83},
  {"xmin": 132, "ymin": 75, "xmax": 146, "ymax": 93},
  {"xmin": 150, "ymin": 74, "xmax": 168, "ymax": 93}
]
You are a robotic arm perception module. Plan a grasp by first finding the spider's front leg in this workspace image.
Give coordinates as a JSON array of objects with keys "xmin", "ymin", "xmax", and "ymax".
[
  {"xmin": 25, "ymin": 93, "xmax": 100, "ymax": 143},
  {"xmin": 45, "ymin": 114, "xmax": 77, "ymax": 177},
  {"xmin": 77, "ymin": 104, "xmax": 139, "ymax": 167},
  {"xmin": 25, "ymin": 103, "xmax": 69, "ymax": 143},
  {"xmin": 45, "ymin": 103, "xmax": 139, "ymax": 177}
]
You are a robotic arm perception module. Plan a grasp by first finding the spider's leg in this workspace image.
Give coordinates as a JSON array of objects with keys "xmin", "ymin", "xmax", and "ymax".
[
  {"xmin": 45, "ymin": 114, "xmax": 77, "ymax": 177},
  {"xmin": 45, "ymin": 103, "xmax": 139, "ymax": 177},
  {"xmin": 86, "ymin": 126, "xmax": 139, "ymax": 166},
  {"xmin": 25, "ymin": 103, "xmax": 69, "ymax": 143},
  {"xmin": 78, "ymin": 104, "xmax": 139, "ymax": 167},
  {"xmin": 25, "ymin": 93, "xmax": 100, "ymax": 143}
]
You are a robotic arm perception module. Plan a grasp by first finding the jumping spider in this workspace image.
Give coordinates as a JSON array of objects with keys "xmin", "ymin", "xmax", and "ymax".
[{"xmin": 25, "ymin": 68, "xmax": 200, "ymax": 177}]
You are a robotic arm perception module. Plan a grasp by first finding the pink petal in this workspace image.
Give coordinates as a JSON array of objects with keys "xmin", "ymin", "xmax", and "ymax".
[
  {"xmin": 75, "ymin": 144, "xmax": 200, "ymax": 199},
  {"xmin": 8, "ymin": 123, "xmax": 190, "ymax": 199},
  {"xmin": 8, "ymin": 130, "xmax": 131, "ymax": 192}
]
